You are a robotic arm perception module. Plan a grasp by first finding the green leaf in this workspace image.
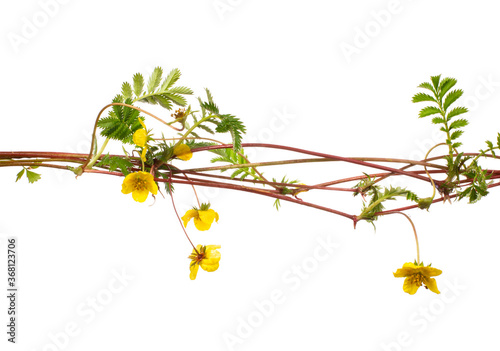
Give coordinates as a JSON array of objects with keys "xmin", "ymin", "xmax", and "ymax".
[
  {"xmin": 205, "ymin": 88, "xmax": 215, "ymax": 103},
  {"xmin": 98, "ymin": 117, "xmax": 131, "ymax": 141},
  {"xmin": 485, "ymin": 141, "xmax": 496, "ymax": 156},
  {"xmin": 168, "ymin": 86, "xmax": 193, "ymax": 95},
  {"xmin": 152, "ymin": 95, "xmax": 173, "ymax": 109},
  {"xmin": 431, "ymin": 117, "xmax": 445, "ymax": 124},
  {"xmin": 412, "ymin": 92, "xmax": 436, "ymax": 103},
  {"xmin": 26, "ymin": 169, "xmax": 41, "ymax": 183},
  {"xmin": 198, "ymin": 124, "xmax": 215, "ymax": 134},
  {"xmin": 200, "ymin": 101, "xmax": 220, "ymax": 114},
  {"xmin": 112, "ymin": 94, "xmax": 124, "ymax": 119},
  {"xmin": 147, "ymin": 67, "xmax": 163, "ymax": 93},
  {"xmin": 160, "ymin": 68, "xmax": 181, "ymax": 91},
  {"xmin": 215, "ymin": 115, "xmax": 246, "ymax": 151},
  {"xmin": 133, "ymin": 73, "xmax": 144, "ymax": 97},
  {"xmin": 273, "ymin": 198, "xmax": 281, "ymax": 211},
  {"xmin": 496, "ymin": 133, "xmax": 500, "ymax": 148},
  {"xmin": 447, "ymin": 106, "xmax": 468, "ymax": 119},
  {"xmin": 418, "ymin": 82, "xmax": 435, "ymax": 93},
  {"xmin": 15, "ymin": 168, "xmax": 25, "ymax": 182},
  {"xmin": 97, "ymin": 97, "xmax": 142, "ymax": 144},
  {"xmin": 96, "ymin": 154, "xmax": 133, "ymax": 175},
  {"xmin": 161, "ymin": 93, "xmax": 187, "ymax": 106},
  {"xmin": 443, "ymin": 89, "xmax": 463, "ymax": 111},
  {"xmin": 449, "ymin": 119, "xmax": 468, "ymax": 130},
  {"xmin": 431, "ymin": 75, "xmax": 441, "ymax": 90},
  {"xmin": 450, "ymin": 130, "xmax": 464, "ymax": 140},
  {"xmin": 419, "ymin": 106, "xmax": 441, "ymax": 118},
  {"xmin": 122, "ymin": 82, "xmax": 133, "ymax": 99},
  {"xmin": 438, "ymin": 77, "xmax": 457, "ymax": 98}
]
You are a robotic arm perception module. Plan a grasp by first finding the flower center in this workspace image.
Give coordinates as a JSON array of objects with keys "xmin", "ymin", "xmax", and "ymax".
[
  {"xmin": 134, "ymin": 178, "xmax": 147, "ymax": 190},
  {"xmin": 410, "ymin": 273, "xmax": 424, "ymax": 287}
]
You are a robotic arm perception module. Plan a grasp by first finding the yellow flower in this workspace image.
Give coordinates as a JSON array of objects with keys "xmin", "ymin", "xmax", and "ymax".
[
  {"xmin": 181, "ymin": 203, "xmax": 219, "ymax": 231},
  {"xmin": 121, "ymin": 171, "xmax": 158, "ymax": 203},
  {"xmin": 173, "ymin": 144, "xmax": 192, "ymax": 161},
  {"xmin": 133, "ymin": 119, "xmax": 149, "ymax": 162},
  {"xmin": 393, "ymin": 262, "xmax": 442, "ymax": 295},
  {"xmin": 188, "ymin": 245, "xmax": 221, "ymax": 280}
]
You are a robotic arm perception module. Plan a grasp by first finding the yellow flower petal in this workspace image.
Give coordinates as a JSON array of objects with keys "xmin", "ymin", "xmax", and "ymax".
[
  {"xmin": 420, "ymin": 266, "xmax": 442, "ymax": 277},
  {"xmin": 133, "ymin": 129, "xmax": 148, "ymax": 147},
  {"xmin": 212, "ymin": 209, "xmax": 219, "ymax": 223},
  {"xmin": 121, "ymin": 173, "xmax": 136, "ymax": 194},
  {"xmin": 132, "ymin": 188, "xmax": 149, "ymax": 203},
  {"xmin": 182, "ymin": 209, "xmax": 199, "ymax": 228},
  {"xmin": 423, "ymin": 277, "xmax": 440, "ymax": 294},
  {"xmin": 138, "ymin": 118, "xmax": 146, "ymax": 129},
  {"xmin": 140, "ymin": 147, "xmax": 147, "ymax": 162},
  {"xmin": 206, "ymin": 244, "xmax": 221, "ymax": 252},
  {"xmin": 195, "ymin": 209, "xmax": 218, "ymax": 231},
  {"xmin": 393, "ymin": 262, "xmax": 416, "ymax": 277},
  {"xmin": 173, "ymin": 144, "xmax": 193, "ymax": 161},
  {"xmin": 403, "ymin": 276, "xmax": 420, "ymax": 295},
  {"xmin": 193, "ymin": 217, "xmax": 211, "ymax": 231},
  {"xmin": 201, "ymin": 260, "xmax": 220, "ymax": 272},
  {"xmin": 200, "ymin": 245, "xmax": 221, "ymax": 272},
  {"xmin": 146, "ymin": 177, "xmax": 158, "ymax": 195},
  {"xmin": 190, "ymin": 263, "xmax": 199, "ymax": 280}
]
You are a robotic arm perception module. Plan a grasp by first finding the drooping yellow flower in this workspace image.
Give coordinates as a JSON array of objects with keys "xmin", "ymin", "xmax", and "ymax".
[
  {"xmin": 173, "ymin": 144, "xmax": 192, "ymax": 161},
  {"xmin": 393, "ymin": 262, "xmax": 442, "ymax": 295},
  {"xmin": 133, "ymin": 119, "xmax": 149, "ymax": 162},
  {"xmin": 188, "ymin": 245, "xmax": 221, "ymax": 280},
  {"xmin": 121, "ymin": 171, "xmax": 158, "ymax": 203},
  {"xmin": 181, "ymin": 204, "xmax": 219, "ymax": 231}
]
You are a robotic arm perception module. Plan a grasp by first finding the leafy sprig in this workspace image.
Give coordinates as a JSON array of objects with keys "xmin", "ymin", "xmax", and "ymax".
[
  {"xmin": 413, "ymin": 75, "xmax": 468, "ymax": 151},
  {"xmin": 198, "ymin": 89, "xmax": 246, "ymax": 151},
  {"xmin": 130, "ymin": 67, "xmax": 193, "ymax": 109},
  {"xmin": 355, "ymin": 179, "xmax": 419, "ymax": 226},
  {"xmin": 15, "ymin": 165, "xmax": 41, "ymax": 184},
  {"xmin": 97, "ymin": 96, "xmax": 143, "ymax": 143}
]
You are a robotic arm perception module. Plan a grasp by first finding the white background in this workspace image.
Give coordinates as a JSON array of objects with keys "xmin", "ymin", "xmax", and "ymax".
[{"xmin": 1, "ymin": 1, "xmax": 500, "ymax": 350}]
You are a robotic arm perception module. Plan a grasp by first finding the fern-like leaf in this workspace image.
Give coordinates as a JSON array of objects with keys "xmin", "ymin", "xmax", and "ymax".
[
  {"xmin": 438, "ymin": 77, "xmax": 457, "ymax": 98},
  {"xmin": 418, "ymin": 82, "xmax": 435, "ymax": 92},
  {"xmin": 431, "ymin": 117, "xmax": 445, "ymax": 124},
  {"xmin": 147, "ymin": 67, "xmax": 163, "ymax": 93},
  {"xmin": 443, "ymin": 89, "xmax": 463, "ymax": 111},
  {"xmin": 215, "ymin": 115, "xmax": 246, "ymax": 151},
  {"xmin": 449, "ymin": 119, "xmax": 468, "ymax": 130},
  {"xmin": 160, "ymin": 68, "xmax": 181, "ymax": 91},
  {"xmin": 430, "ymin": 75, "xmax": 441, "ymax": 90},
  {"xmin": 447, "ymin": 106, "xmax": 468, "ymax": 119},
  {"xmin": 450, "ymin": 130, "xmax": 464, "ymax": 140},
  {"xmin": 122, "ymin": 82, "xmax": 133, "ymax": 99},
  {"xmin": 419, "ymin": 106, "xmax": 441, "ymax": 118},
  {"xmin": 412, "ymin": 92, "xmax": 436, "ymax": 103},
  {"xmin": 133, "ymin": 73, "xmax": 144, "ymax": 98}
]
